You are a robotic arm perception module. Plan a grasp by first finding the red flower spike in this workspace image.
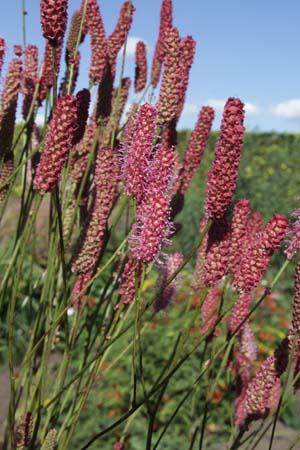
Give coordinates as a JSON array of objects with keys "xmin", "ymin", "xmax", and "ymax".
[
  {"xmin": 40, "ymin": 0, "xmax": 68, "ymax": 45},
  {"xmin": 247, "ymin": 211, "xmax": 263, "ymax": 238},
  {"xmin": 0, "ymin": 153, "xmax": 14, "ymax": 203},
  {"xmin": 0, "ymin": 37, "xmax": 6, "ymax": 77},
  {"xmin": 243, "ymin": 356, "xmax": 280, "ymax": 426},
  {"xmin": 229, "ymin": 292, "xmax": 252, "ymax": 334},
  {"xmin": 144, "ymin": 143, "xmax": 175, "ymax": 196},
  {"xmin": 122, "ymin": 103, "xmax": 157, "ymax": 202},
  {"xmin": 134, "ymin": 41, "xmax": 147, "ymax": 93},
  {"xmin": 175, "ymin": 35, "xmax": 196, "ymax": 120},
  {"xmin": 151, "ymin": 0, "xmax": 173, "ymax": 87},
  {"xmin": 228, "ymin": 199, "xmax": 252, "ymax": 273},
  {"xmin": 130, "ymin": 192, "xmax": 172, "ymax": 264},
  {"xmin": 234, "ymin": 213, "xmax": 288, "ymax": 293},
  {"xmin": 118, "ymin": 257, "xmax": 137, "ymax": 307},
  {"xmin": 38, "ymin": 40, "xmax": 63, "ymax": 104},
  {"xmin": 14, "ymin": 45, "xmax": 23, "ymax": 57},
  {"xmin": 156, "ymin": 27, "xmax": 182, "ymax": 125},
  {"xmin": 22, "ymin": 45, "xmax": 38, "ymax": 120},
  {"xmin": 155, "ymin": 252, "xmax": 183, "ymax": 310},
  {"xmin": 72, "ymin": 88, "xmax": 91, "ymax": 146},
  {"xmin": 34, "ymin": 95, "xmax": 78, "ymax": 193},
  {"xmin": 72, "ymin": 147, "xmax": 119, "ymax": 275},
  {"xmin": 66, "ymin": 10, "xmax": 83, "ymax": 63},
  {"xmin": 0, "ymin": 59, "xmax": 22, "ymax": 158},
  {"xmin": 205, "ymin": 98, "xmax": 245, "ymax": 219},
  {"xmin": 203, "ymin": 218, "xmax": 231, "ymax": 287},
  {"xmin": 71, "ymin": 271, "xmax": 93, "ymax": 309},
  {"xmin": 107, "ymin": 1, "xmax": 135, "ymax": 77},
  {"xmin": 70, "ymin": 120, "xmax": 97, "ymax": 185},
  {"xmin": 240, "ymin": 322, "xmax": 257, "ymax": 363},
  {"xmin": 101, "ymin": 77, "xmax": 131, "ymax": 147},
  {"xmin": 85, "ymin": 0, "xmax": 107, "ymax": 84},
  {"xmin": 181, "ymin": 106, "xmax": 215, "ymax": 193},
  {"xmin": 285, "ymin": 208, "xmax": 300, "ymax": 260},
  {"xmin": 235, "ymin": 366, "xmax": 250, "ymax": 427},
  {"xmin": 129, "ymin": 142, "xmax": 174, "ymax": 264}
]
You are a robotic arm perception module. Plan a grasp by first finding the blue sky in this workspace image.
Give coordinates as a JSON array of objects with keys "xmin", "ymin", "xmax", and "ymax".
[{"xmin": 1, "ymin": 0, "xmax": 300, "ymax": 132}]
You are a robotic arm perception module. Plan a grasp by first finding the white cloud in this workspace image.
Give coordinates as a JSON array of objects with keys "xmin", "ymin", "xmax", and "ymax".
[
  {"xmin": 120, "ymin": 36, "xmax": 145, "ymax": 58},
  {"xmin": 206, "ymin": 99, "xmax": 259, "ymax": 116},
  {"xmin": 35, "ymin": 114, "xmax": 45, "ymax": 126},
  {"xmin": 271, "ymin": 99, "xmax": 300, "ymax": 118},
  {"xmin": 244, "ymin": 102, "xmax": 259, "ymax": 116},
  {"xmin": 182, "ymin": 103, "xmax": 198, "ymax": 116}
]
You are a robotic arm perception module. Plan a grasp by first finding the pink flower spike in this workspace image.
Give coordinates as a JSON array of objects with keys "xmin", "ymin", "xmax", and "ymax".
[
  {"xmin": 34, "ymin": 95, "xmax": 78, "ymax": 194},
  {"xmin": 72, "ymin": 147, "xmax": 119, "ymax": 275},
  {"xmin": 202, "ymin": 218, "xmax": 231, "ymax": 287},
  {"xmin": 0, "ymin": 58, "xmax": 22, "ymax": 157},
  {"xmin": 0, "ymin": 37, "xmax": 6, "ymax": 77},
  {"xmin": 151, "ymin": 0, "xmax": 173, "ymax": 87},
  {"xmin": 107, "ymin": 1, "xmax": 135, "ymax": 76},
  {"xmin": 14, "ymin": 45, "xmax": 23, "ymax": 57},
  {"xmin": 228, "ymin": 199, "xmax": 252, "ymax": 274},
  {"xmin": 156, "ymin": 27, "xmax": 182, "ymax": 125},
  {"xmin": 134, "ymin": 41, "xmax": 147, "ymax": 93},
  {"xmin": 122, "ymin": 103, "xmax": 158, "ymax": 202},
  {"xmin": 85, "ymin": 0, "xmax": 107, "ymax": 84},
  {"xmin": 129, "ymin": 192, "xmax": 172, "ymax": 264},
  {"xmin": 40, "ymin": 0, "xmax": 68, "ymax": 45},
  {"xmin": 285, "ymin": 208, "xmax": 300, "ymax": 260},
  {"xmin": 205, "ymin": 97, "xmax": 245, "ymax": 219},
  {"xmin": 181, "ymin": 106, "xmax": 215, "ymax": 193},
  {"xmin": 175, "ymin": 35, "xmax": 196, "ymax": 120},
  {"xmin": 229, "ymin": 292, "xmax": 252, "ymax": 335},
  {"xmin": 234, "ymin": 214, "xmax": 288, "ymax": 293},
  {"xmin": 22, "ymin": 45, "xmax": 39, "ymax": 120}
]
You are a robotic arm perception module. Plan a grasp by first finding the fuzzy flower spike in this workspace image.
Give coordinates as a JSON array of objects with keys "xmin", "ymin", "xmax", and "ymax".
[{"xmin": 122, "ymin": 103, "xmax": 158, "ymax": 202}]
